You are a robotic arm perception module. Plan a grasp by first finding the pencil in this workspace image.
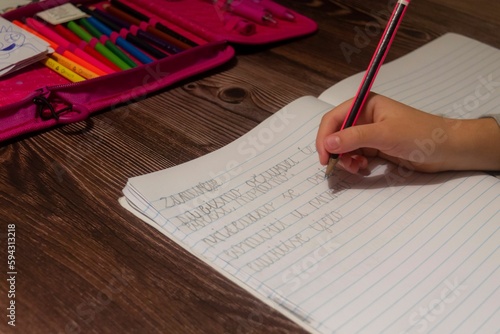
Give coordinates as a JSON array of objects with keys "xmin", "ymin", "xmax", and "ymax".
[
  {"xmin": 49, "ymin": 52, "xmax": 100, "ymax": 79},
  {"xmin": 41, "ymin": 57, "xmax": 86, "ymax": 82},
  {"xmin": 325, "ymin": 0, "xmax": 411, "ymax": 179}
]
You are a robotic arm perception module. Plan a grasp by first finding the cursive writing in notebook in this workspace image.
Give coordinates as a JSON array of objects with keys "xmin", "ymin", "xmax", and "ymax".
[{"xmin": 122, "ymin": 33, "xmax": 500, "ymax": 333}]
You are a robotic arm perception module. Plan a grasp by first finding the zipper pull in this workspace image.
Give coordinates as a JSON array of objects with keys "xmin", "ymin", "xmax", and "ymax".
[{"xmin": 33, "ymin": 96, "xmax": 89, "ymax": 124}]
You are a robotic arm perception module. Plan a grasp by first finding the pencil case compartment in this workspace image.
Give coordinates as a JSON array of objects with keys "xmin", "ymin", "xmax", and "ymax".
[
  {"xmin": 0, "ymin": 0, "xmax": 317, "ymax": 142},
  {"xmin": 0, "ymin": 40, "xmax": 233, "ymax": 141},
  {"xmin": 118, "ymin": 0, "xmax": 318, "ymax": 44}
]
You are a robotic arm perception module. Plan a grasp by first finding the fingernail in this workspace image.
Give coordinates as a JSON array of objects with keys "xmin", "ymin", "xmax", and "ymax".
[{"xmin": 326, "ymin": 136, "xmax": 340, "ymax": 150}]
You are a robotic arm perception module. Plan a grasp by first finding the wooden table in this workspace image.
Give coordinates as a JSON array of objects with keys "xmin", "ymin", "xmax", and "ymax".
[{"xmin": 1, "ymin": 1, "xmax": 499, "ymax": 333}]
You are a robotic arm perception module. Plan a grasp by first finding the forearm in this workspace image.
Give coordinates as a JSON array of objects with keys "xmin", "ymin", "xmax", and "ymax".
[{"xmin": 445, "ymin": 117, "xmax": 500, "ymax": 172}]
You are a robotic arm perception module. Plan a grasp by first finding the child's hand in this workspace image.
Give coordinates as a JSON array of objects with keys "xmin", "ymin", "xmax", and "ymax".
[{"xmin": 316, "ymin": 93, "xmax": 500, "ymax": 174}]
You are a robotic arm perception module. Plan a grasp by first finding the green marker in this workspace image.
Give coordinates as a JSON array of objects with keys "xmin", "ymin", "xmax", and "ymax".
[
  {"xmin": 66, "ymin": 21, "xmax": 131, "ymax": 70},
  {"xmin": 79, "ymin": 18, "xmax": 137, "ymax": 68}
]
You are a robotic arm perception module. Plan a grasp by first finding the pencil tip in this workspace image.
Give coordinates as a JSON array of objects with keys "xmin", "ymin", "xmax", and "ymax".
[{"xmin": 324, "ymin": 157, "xmax": 338, "ymax": 180}]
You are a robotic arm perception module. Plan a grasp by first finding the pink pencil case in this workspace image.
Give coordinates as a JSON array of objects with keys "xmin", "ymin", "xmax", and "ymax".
[{"xmin": 0, "ymin": 0, "xmax": 317, "ymax": 142}]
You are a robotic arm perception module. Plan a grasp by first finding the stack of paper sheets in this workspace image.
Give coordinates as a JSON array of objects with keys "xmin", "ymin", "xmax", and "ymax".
[
  {"xmin": 0, "ymin": 16, "xmax": 52, "ymax": 77},
  {"xmin": 120, "ymin": 33, "xmax": 500, "ymax": 333}
]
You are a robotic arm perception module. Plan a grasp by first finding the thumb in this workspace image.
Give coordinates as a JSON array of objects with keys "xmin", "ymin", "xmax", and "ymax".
[{"xmin": 324, "ymin": 123, "xmax": 385, "ymax": 154}]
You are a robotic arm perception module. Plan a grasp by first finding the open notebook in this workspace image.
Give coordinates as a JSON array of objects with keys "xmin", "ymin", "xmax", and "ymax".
[{"xmin": 120, "ymin": 33, "xmax": 499, "ymax": 333}]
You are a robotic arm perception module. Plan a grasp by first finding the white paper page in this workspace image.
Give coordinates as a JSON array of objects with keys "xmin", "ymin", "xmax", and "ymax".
[
  {"xmin": 118, "ymin": 196, "xmax": 322, "ymax": 334},
  {"xmin": 123, "ymin": 92, "xmax": 500, "ymax": 333},
  {"xmin": 319, "ymin": 33, "xmax": 500, "ymax": 121},
  {"xmin": 0, "ymin": 16, "xmax": 51, "ymax": 76}
]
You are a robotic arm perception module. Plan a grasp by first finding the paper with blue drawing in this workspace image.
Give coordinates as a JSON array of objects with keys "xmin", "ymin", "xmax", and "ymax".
[
  {"xmin": 121, "ymin": 33, "xmax": 500, "ymax": 333},
  {"xmin": 0, "ymin": 16, "xmax": 52, "ymax": 77}
]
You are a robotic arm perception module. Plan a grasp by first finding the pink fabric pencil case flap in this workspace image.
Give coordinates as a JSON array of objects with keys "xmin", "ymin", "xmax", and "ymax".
[
  {"xmin": 0, "ymin": 0, "xmax": 317, "ymax": 142},
  {"xmin": 0, "ymin": 41, "xmax": 233, "ymax": 142}
]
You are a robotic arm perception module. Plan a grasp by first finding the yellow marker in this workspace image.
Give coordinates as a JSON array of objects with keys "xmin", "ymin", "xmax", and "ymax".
[
  {"xmin": 41, "ymin": 57, "xmax": 86, "ymax": 83},
  {"xmin": 50, "ymin": 52, "xmax": 100, "ymax": 79}
]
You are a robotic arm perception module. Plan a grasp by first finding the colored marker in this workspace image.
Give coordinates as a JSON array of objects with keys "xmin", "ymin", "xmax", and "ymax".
[
  {"xmin": 79, "ymin": 17, "xmax": 137, "ymax": 68},
  {"xmin": 41, "ymin": 57, "xmax": 86, "ymax": 82},
  {"xmin": 25, "ymin": 18, "xmax": 115, "ymax": 74},
  {"xmin": 95, "ymin": 8, "xmax": 183, "ymax": 54},
  {"xmin": 81, "ymin": 15, "xmax": 154, "ymax": 64},
  {"xmin": 12, "ymin": 20, "xmax": 107, "ymax": 76},
  {"xmin": 66, "ymin": 21, "xmax": 131, "ymax": 70},
  {"xmin": 52, "ymin": 23, "xmax": 121, "ymax": 72},
  {"xmin": 110, "ymin": 0, "xmax": 199, "ymax": 47},
  {"xmin": 79, "ymin": 7, "xmax": 168, "ymax": 60},
  {"xmin": 105, "ymin": 4, "xmax": 193, "ymax": 50}
]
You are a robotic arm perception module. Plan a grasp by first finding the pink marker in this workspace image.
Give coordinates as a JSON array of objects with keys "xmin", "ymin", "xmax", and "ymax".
[
  {"xmin": 25, "ymin": 18, "xmax": 115, "ymax": 74},
  {"xmin": 223, "ymin": 12, "xmax": 256, "ymax": 36},
  {"xmin": 226, "ymin": 0, "xmax": 277, "ymax": 26}
]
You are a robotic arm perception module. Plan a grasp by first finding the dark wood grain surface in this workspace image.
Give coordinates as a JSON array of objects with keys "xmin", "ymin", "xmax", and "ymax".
[{"xmin": 1, "ymin": 1, "xmax": 499, "ymax": 333}]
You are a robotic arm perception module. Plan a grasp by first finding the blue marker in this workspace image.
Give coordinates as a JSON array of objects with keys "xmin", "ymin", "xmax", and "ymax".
[
  {"xmin": 85, "ymin": 16, "xmax": 154, "ymax": 64},
  {"xmin": 95, "ymin": 8, "xmax": 183, "ymax": 55}
]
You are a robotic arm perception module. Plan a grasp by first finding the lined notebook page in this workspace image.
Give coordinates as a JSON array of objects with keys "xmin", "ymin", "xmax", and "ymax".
[
  {"xmin": 319, "ymin": 33, "xmax": 500, "ymax": 120},
  {"xmin": 122, "ymin": 33, "xmax": 500, "ymax": 333}
]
